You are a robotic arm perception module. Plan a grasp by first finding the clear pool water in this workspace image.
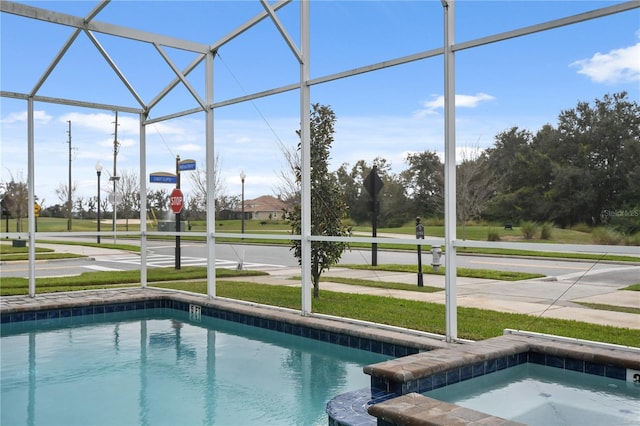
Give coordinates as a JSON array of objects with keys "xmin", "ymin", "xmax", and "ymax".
[
  {"xmin": 424, "ymin": 362, "xmax": 640, "ymax": 425},
  {"xmin": 1, "ymin": 309, "xmax": 390, "ymax": 425}
]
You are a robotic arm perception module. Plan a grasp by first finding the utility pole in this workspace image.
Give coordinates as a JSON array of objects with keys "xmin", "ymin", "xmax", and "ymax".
[
  {"xmin": 67, "ymin": 120, "xmax": 72, "ymax": 231},
  {"xmin": 111, "ymin": 111, "xmax": 120, "ymax": 244}
]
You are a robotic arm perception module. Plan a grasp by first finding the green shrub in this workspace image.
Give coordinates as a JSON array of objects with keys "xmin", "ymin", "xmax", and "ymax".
[
  {"xmin": 591, "ymin": 227, "xmax": 623, "ymax": 245},
  {"xmin": 623, "ymin": 232, "xmax": 640, "ymax": 246},
  {"xmin": 571, "ymin": 222, "xmax": 592, "ymax": 233},
  {"xmin": 425, "ymin": 217, "xmax": 445, "ymax": 226},
  {"xmin": 520, "ymin": 221, "xmax": 538, "ymax": 240},
  {"xmin": 341, "ymin": 218, "xmax": 357, "ymax": 227},
  {"xmin": 487, "ymin": 229, "xmax": 501, "ymax": 241},
  {"xmin": 540, "ymin": 222, "xmax": 554, "ymax": 240}
]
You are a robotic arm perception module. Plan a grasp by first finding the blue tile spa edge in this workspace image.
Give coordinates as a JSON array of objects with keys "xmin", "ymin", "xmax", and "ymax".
[
  {"xmin": 327, "ymin": 349, "xmax": 633, "ymax": 426},
  {"xmin": 372, "ymin": 351, "xmax": 627, "ymax": 396}
]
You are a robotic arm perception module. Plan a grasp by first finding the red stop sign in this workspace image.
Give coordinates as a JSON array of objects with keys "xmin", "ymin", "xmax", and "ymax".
[{"xmin": 170, "ymin": 188, "xmax": 184, "ymax": 214}]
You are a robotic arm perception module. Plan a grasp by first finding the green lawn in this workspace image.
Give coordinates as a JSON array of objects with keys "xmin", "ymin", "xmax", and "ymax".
[
  {"xmin": 2, "ymin": 267, "xmax": 638, "ymax": 347},
  {"xmin": 151, "ymin": 280, "xmax": 639, "ymax": 347}
]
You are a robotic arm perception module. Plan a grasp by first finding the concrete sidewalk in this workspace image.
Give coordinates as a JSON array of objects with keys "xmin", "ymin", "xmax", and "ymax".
[
  {"xmin": 35, "ymin": 243, "xmax": 134, "ymax": 258},
  {"xmin": 233, "ymin": 266, "xmax": 640, "ymax": 330}
]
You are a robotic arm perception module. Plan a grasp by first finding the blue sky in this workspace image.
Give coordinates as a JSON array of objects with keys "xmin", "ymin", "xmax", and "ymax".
[{"xmin": 1, "ymin": 1, "xmax": 639, "ymax": 210}]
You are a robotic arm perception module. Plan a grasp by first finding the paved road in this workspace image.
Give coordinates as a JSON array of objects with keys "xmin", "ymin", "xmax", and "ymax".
[{"xmin": 2, "ymin": 241, "xmax": 638, "ymax": 283}]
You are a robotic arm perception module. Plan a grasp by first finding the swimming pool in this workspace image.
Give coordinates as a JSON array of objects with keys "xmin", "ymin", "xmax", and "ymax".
[
  {"xmin": 1, "ymin": 308, "xmax": 392, "ymax": 425},
  {"xmin": 1, "ymin": 289, "xmax": 451, "ymax": 425},
  {"xmin": 424, "ymin": 362, "xmax": 640, "ymax": 425}
]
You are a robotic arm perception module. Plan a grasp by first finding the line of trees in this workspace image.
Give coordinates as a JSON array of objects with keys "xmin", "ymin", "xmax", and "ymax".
[
  {"xmin": 2, "ymin": 92, "xmax": 637, "ymax": 235},
  {"xmin": 329, "ymin": 92, "xmax": 639, "ymax": 234}
]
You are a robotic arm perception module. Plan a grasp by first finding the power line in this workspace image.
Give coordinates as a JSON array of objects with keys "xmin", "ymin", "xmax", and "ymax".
[{"xmin": 215, "ymin": 52, "xmax": 287, "ymax": 150}]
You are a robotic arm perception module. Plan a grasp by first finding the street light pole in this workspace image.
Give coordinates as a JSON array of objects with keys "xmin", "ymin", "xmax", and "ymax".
[
  {"xmin": 240, "ymin": 171, "xmax": 246, "ymax": 234},
  {"xmin": 96, "ymin": 161, "xmax": 102, "ymax": 244},
  {"xmin": 416, "ymin": 216, "xmax": 425, "ymax": 287},
  {"xmin": 67, "ymin": 120, "xmax": 72, "ymax": 231}
]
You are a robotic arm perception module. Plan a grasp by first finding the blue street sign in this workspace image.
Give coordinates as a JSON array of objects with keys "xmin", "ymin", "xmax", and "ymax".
[
  {"xmin": 150, "ymin": 173, "xmax": 177, "ymax": 184},
  {"xmin": 179, "ymin": 160, "xmax": 196, "ymax": 171}
]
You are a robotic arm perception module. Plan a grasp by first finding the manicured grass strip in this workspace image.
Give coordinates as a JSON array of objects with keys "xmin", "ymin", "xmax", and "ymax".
[
  {"xmin": 0, "ymin": 245, "xmax": 53, "ymax": 255},
  {"xmin": 0, "ymin": 252, "xmax": 86, "ymax": 261},
  {"xmin": 291, "ymin": 275, "xmax": 442, "ymax": 293},
  {"xmin": 457, "ymin": 247, "xmax": 640, "ymax": 263},
  {"xmin": 0, "ymin": 267, "xmax": 266, "ymax": 296},
  {"xmin": 36, "ymin": 240, "xmax": 141, "ymax": 252},
  {"xmin": 150, "ymin": 280, "xmax": 640, "ymax": 347},
  {"xmin": 339, "ymin": 264, "xmax": 544, "ymax": 281},
  {"xmin": 574, "ymin": 302, "xmax": 640, "ymax": 315},
  {"xmin": 0, "ymin": 240, "xmax": 140, "ymax": 261},
  {"xmin": 623, "ymin": 284, "xmax": 640, "ymax": 291}
]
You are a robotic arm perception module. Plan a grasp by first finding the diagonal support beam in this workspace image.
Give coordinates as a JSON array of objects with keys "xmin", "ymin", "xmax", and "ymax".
[
  {"xmin": 153, "ymin": 43, "xmax": 207, "ymax": 112},
  {"xmin": 147, "ymin": 0, "xmax": 291, "ymax": 115},
  {"xmin": 85, "ymin": 30, "xmax": 146, "ymax": 109},
  {"xmin": 210, "ymin": 0, "xmax": 291, "ymax": 50},
  {"xmin": 148, "ymin": 54, "xmax": 206, "ymax": 112},
  {"xmin": 31, "ymin": 0, "xmax": 110, "ymax": 97},
  {"xmin": 1, "ymin": 1, "xmax": 209, "ymax": 53},
  {"xmin": 260, "ymin": 0, "xmax": 302, "ymax": 63}
]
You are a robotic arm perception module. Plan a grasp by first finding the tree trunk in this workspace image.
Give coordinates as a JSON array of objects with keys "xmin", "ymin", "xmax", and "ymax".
[{"xmin": 312, "ymin": 264, "xmax": 320, "ymax": 298}]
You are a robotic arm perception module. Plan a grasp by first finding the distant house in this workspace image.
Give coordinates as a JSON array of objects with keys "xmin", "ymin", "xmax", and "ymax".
[{"xmin": 221, "ymin": 195, "xmax": 288, "ymax": 221}]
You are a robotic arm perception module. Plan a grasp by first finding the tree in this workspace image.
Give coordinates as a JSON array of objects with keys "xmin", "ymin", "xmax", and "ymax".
[
  {"xmin": 75, "ymin": 196, "xmax": 86, "ymax": 219},
  {"xmin": 337, "ymin": 158, "xmax": 411, "ymax": 227},
  {"xmin": 44, "ymin": 203, "xmax": 64, "ymax": 218},
  {"xmin": 86, "ymin": 197, "xmax": 97, "ymax": 219},
  {"xmin": 483, "ymin": 93, "xmax": 640, "ymax": 229},
  {"xmin": 0, "ymin": 171, "xmax": 30, "ymax": 232},
  {"xmin": 215, "ymin": 194, "xmax": 240, "ymax": 214},
  {"xmin": 147, "ymin": 189, "xmax": 169, "ymax": 219},
  {"xmin": 188, "ymin": 153, "xmax": 225, "ymax": 216},
  {"xmin": 55, "ymin": 181, "xmax": 77, "ymax": 230},
  {"xmin": 546, "ymin": 92, "xmax": 640, "ymax": 227},
  {"xmin": 117, "ymin": 169, "xmax": 141, "ymax": 230},
  {"xmin": 400, "ymin": 151, "xmax": 444, "ymax": 218},
  {"xmin": 275, "ymin": 139, "xmax": 301, "ymax": 207},
  {"xmin": 484, "ymin": 127, "xmax": 551, "ymax": 223},
  {"xmin": 285, "ymin": 103, "xmax": 349, "ymax": 298},
  {"xmin": 456, "ymin": 149, "xmax": 496, "ymax": 239}
]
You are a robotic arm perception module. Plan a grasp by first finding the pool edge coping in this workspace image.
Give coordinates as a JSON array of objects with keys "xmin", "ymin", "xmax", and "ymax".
[{"xmin": 360, "ymin": 334, "xmax": 640, "ymax": 425}]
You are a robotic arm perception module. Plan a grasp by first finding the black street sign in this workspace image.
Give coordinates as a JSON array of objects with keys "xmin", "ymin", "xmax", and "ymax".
[{"xmin": 363, "ymin": 168, "xmax": 384, "ymax": 197}]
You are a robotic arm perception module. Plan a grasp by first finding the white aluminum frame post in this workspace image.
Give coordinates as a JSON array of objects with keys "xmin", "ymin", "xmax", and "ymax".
[{"xmin": 442, "ymin": 0, "xmax": 458, "ymax": 342}]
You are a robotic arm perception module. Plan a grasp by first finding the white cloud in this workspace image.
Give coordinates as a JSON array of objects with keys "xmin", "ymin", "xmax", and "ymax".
[
  {"xmin": 414, "ymin": 93, "xmax": 496, "ymax": 118},
  {"xmin": 176, "ymin": 143, "xmax": 201, "ymax": 153},
  {"xmin": 571, "ymin": 42, "xmax": 640, "ymax": 84},
  {"xmin": 0, "ymin": 110, "xmax": 52, "ymax": 125}
]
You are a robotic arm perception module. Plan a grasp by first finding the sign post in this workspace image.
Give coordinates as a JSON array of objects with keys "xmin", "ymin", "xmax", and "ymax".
[
  {"xmin": 34, "ymin": 202, "xmax": 41, "ymax": 232},
  {"xmin": 151, "ymin": 157, "xmax": 195, "ymax": 270},
  {"xmin": 170, "ymin": 176, "xmax": 184, "ymax": 270},
  {"xmin": 363, "ymin": 165, "xmax": 384, "ymax": 266},
  {"xmin": 416, "ymin": 216, "xmax": 425, "ymax": 287}
]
